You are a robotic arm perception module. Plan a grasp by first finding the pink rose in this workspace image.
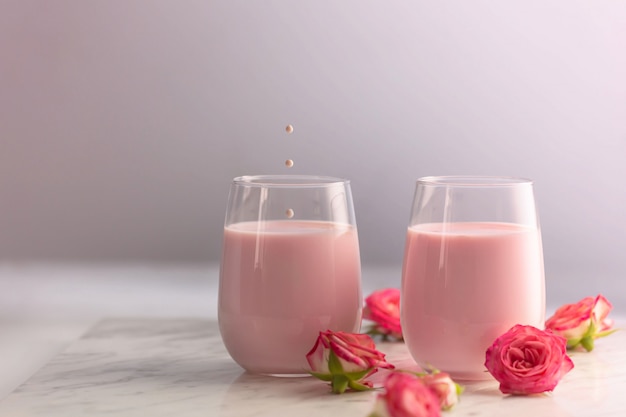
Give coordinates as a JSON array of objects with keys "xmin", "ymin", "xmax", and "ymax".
[
  {"xmin": 363, "ymin": 288, "xmax": 402, "ymax": 339},
  {"xmin": 368, "ymin": 372, "xmax": 441, "ymax": 417},
  {"xmin": 485, "ymin": 324, "xmax": 574, "ymax": 395},
  {"xmin": 306, "ymin": 330, "xmax": 394, "ymax": 393},
  {"xmin": 545, "ymin": 294, "xmax": 615, "ymax": 351},
  {"xmin": 420, "ymin": 372, "xmax": 461, "ymax": 410}
]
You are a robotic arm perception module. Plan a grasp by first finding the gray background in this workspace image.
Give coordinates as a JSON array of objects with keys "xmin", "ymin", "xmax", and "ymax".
[{"xmin": 1, "ymin": 2, "xmax": 625, "ymax": 305}]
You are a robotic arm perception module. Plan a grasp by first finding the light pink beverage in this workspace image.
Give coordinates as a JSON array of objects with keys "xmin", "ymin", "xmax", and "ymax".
[
  {"xmin": 219, "ymin": 220, "xmax": 362, "ymax": 375},
  {"xmin": 401, "ymin": 222, "xmax": 544, "ymax": 380}
]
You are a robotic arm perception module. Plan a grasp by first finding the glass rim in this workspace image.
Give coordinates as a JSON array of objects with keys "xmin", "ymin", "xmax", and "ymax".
[
  {"xmin": 232, "ymin": 175, "xmax": 350, "ymax": 188},
  {"xmin": 417, "ymin": 175, "xmax": 533, "ymax": 187}
]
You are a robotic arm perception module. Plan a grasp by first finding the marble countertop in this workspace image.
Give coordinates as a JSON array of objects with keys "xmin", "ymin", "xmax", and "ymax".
[{"xmin": 1, "ymin": 317, "xmax": 625, "ymax": 417}]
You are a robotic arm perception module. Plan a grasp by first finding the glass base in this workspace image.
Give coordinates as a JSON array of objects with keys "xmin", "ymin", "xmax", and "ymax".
[
  {"xmin": 260, "ymin": 373, "xmax": 311, "ymax": 378},
  {"xmin": 445, "ymin": 370, "xmax": 494, "ymax": 382}
]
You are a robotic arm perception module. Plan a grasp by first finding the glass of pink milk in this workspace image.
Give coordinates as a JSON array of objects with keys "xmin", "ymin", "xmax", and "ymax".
[
  {"xmin": 219, "ymin": 175, "xmax": 362, "ymax": 375},
  {"xmin": 401, "ymin": 176, "xmax": 545, "ymax": 380}
]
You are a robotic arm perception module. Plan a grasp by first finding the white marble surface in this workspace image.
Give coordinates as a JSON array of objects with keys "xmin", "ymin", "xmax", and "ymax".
[
  {"xmin": 1, "ymin": 317, "xmax": 625, "ymax": 417},
  {"xmin": 0, "ymin": 264, "xmax": 221, "ymax": 400},
  {"xmin": 2, "ymin": 264, "xmax": 625, "ymax": 416},
  {"xmin": 0, "ymin": 263, "xmax": 401, "ymax": 400}
]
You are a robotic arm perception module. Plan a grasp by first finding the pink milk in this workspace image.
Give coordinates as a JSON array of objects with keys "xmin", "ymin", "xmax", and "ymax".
[
  {"xmin": 219, "ymin": 220, "xmax": 362, "ymax": 375},
  {"xmin": 401, "ymin": 222, "xmax": 545, "ymax": 380}
]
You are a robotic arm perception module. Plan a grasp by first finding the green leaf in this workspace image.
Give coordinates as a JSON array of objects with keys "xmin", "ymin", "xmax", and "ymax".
[
  {"xmin": 596, "ymin": 329, "xmax": 619, "ymax": 339},
  {"xmin": 365, "ymin": 326, "xmax": 383, "ymax": 336},
  {"xmin": 344, "ymin": 368, "xmax": 373, "ymax": 381},
  {"xmin": 584, "ymin": 320, "xmax": 597, "ymax": 339},
  {"xmin": 331, "ymin": 375, "xmax": 349, "ymax": 394},
  {"xmin": 310, "ymin": 371, "xmax": 333, "ymax": 382},
  {"xmin": 328, "ymin": 350, "xmax": 344, "ymax": 375},
  {"xmin": 580, "ymin": 335, "xmax": 595, "ymax": 352},
  {"xmin": 348, "ymin": 379, "xmax": 374, "ymax": 392},
  {"xmin": 566, "ymin": 338, "xmax": 582, "ymax": 349}
]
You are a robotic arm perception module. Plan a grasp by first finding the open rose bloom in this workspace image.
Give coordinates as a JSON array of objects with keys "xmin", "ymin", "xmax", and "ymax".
[
  {"xmin": 363, "ymin": 288, "xmax": 402, "ymax": 340},
  {"xmin": 306, "ymin": 330, "xmax": 394, "ymax": 393},
  {"xmin": 545, "ymin": 294, "xmax": 615, "ymax": 351},
  {"xmin": 485, "ymin": 324, "xmax": 574, "ymax": 395}
]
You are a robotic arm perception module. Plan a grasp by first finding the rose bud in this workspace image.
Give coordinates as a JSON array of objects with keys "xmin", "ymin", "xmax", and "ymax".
[
  {"xmin": 306, "ymin": 330, "xmax": 394, "ymax": 394},
  {"xmin": 363, "ymin": 288, "xmax": 403, "ymax": 340},
  {"xmin": 420, "ymin": 372, "xmax": 462, "ymax": 410},
  {"xmin": 546, "ymin": 294, "xmax": 615, "ymax": 351},
  {"xmin": 368, "ymin": 372, "xmax": 441, "ymax": 417},
  {"xmin": 485, "ymin": 324, "xmax": 574, "ymax": 395}
]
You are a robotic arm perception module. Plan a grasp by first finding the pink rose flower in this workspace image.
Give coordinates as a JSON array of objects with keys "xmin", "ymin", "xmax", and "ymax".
[
  {"xmin": 485, "ymin": 324, "xmax": 574, "ymax": 395},
  {"xmin": 363, "ymin": 288, "xmax": 402, "ymax": 339},
  {"xmin": 368, "ymin": 372, "xmax": 441, "ymax": 417},
  {"xmin": 545, "ymin": 294, "xmax": 615, "ymax": 351},
  {"xmin": 420, "ymin": 372, "xmax": 461, "ymax": 410},
  {"xmin": 306, "ymin": 330, "xmax": 394, "ymax": 394}
]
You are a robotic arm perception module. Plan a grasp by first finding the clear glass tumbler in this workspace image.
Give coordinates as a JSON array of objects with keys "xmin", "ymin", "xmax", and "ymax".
[
  {"xmin": 401, "ymin": 176, "xmax": 545, "ymax": 380},
  {"xmin": 219, "ymin": 175, "xmax": 362, "ymax": 375}
]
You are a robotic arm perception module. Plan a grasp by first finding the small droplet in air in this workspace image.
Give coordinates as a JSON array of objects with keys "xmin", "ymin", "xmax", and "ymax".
[
  {"xmin": 285, "ymin": 159, "xmax": 294, "ymax": 168},
  {"xmin": 285, "ymin": 124, "xmax": 294, "ymax": 134},
  {"xmin": 285, "ymin": 208, "xmax": 294, "ymax": 218}
]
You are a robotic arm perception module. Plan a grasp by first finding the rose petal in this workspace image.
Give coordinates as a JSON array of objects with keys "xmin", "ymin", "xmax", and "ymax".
[
  {"xmin": 592, "ymin": 295, "xmax": 613, "ymax": 332},
  {"xmin": 306, "ymin": 333, "xmax": 330, "ymax": 374}
]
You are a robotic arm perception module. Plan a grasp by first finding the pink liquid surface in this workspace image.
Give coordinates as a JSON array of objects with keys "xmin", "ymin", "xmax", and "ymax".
[
  {"xmin": 401, "ymin": 222, "xmax": 545, "ymax": 380},
  {"xmin": 219, "ymin": 220, "xmax": 362, "ymax": 375}
]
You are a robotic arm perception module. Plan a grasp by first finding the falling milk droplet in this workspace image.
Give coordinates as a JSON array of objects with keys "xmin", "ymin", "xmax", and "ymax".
[
  {"xmin": 285, "ymin": 159, "xmax": 294, "ymax": 168},
  {"xmin": 285, "ymin": 208, "xmax": 294, "ymax": 218},
  {"xmin": 285, "ymin": 124, "xmax": 294, "ymax": 134}
]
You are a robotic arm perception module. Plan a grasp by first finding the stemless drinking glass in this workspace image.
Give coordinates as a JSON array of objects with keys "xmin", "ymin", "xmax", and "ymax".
[
  {"xmin": 219, "ymin": 175, "xmax": 362, "ymax": 375},
  {"xmin": 401, "ymin": 176, "xmax": 545, "ymax": 380}
]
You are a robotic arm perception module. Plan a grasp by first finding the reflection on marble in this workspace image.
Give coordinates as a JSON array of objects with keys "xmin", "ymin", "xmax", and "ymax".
[{"xmin": 0, "ymin": 318, "xmax": 625, "ymax": 416}]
